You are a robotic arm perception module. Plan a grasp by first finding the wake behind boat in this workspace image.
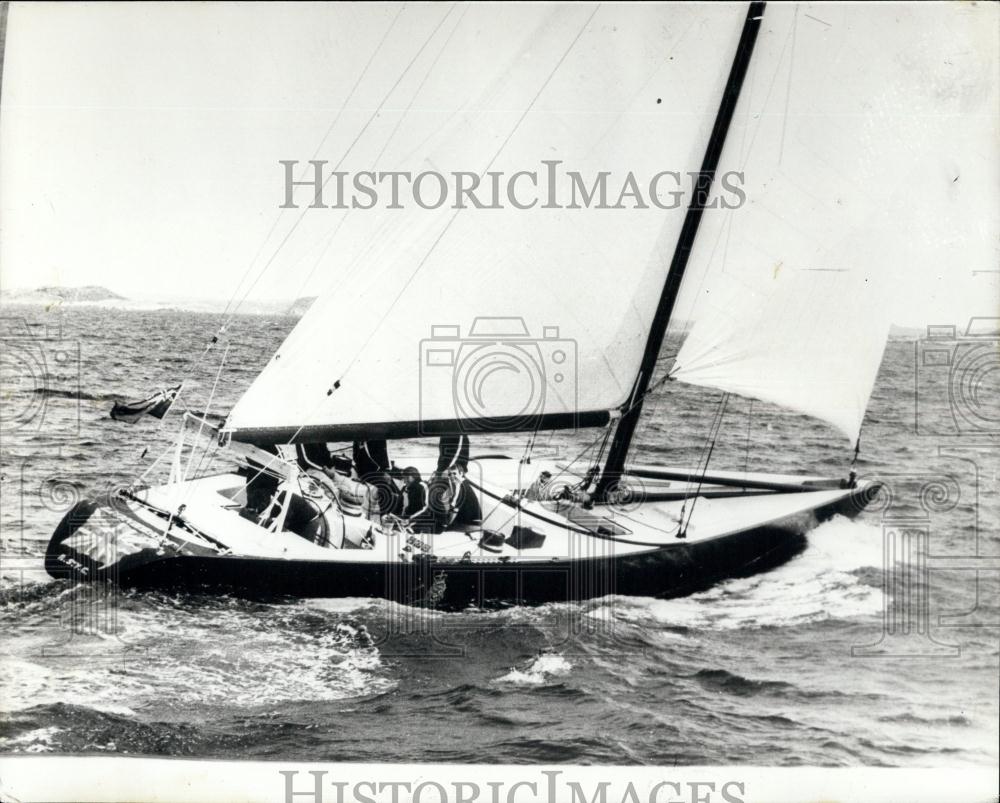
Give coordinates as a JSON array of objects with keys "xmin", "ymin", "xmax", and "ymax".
[{"xmin": 42, "ymin": 1, "xmax": 925, "ymax": 605}]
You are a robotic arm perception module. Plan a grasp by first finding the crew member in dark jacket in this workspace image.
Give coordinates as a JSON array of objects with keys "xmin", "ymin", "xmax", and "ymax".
[
  {"xmin": 353, "ymin": 440, "xmax": 390, "ymax": 481},
  {"xmin": 400, "ymin": 466, "xmax": 433, "ymax": 532},
  {"xmin": 436, "ymin": 434, "xmax": 469, "ymax": 474}
]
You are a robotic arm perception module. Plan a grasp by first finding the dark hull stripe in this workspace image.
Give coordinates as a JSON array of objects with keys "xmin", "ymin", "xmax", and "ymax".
[{"xmin": 46, "ymin": 488, "xmax": 870, "ymax": 609}]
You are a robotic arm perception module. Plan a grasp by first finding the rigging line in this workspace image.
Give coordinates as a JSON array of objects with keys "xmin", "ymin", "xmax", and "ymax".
[
  {"xmin": 681, "ymin": 392, "xmax": 730, "ymax": 535},
  {"xmin": 544, "ymin": 418, "xmax": 616, "ymax": 488},
  {"xmin": 230, "ymin": 6, "xmax": 601, "ymax": 493},
  {"xmin": 145, "ymin": 6, "xmax": 411, "ymax": 438},
  {"xmin": 133, "ymin": 348, "xmax": 230, "ymax": 507},
  {"xmin": 184, "ymin": 344, "xmax": 230, "ymax": 484},
  {"xmin": 183, "ymin": 438, "xmax": 224, "ymax": 507},
  {"xmin": 515, "ymin": 428, "xmax": 541, "ymax": 495},
  {"xmin": 331, "ymin": 3, "xmax": 602, "ymax": 392},
  {"xmin": 128, "ymin": 332, "xmax": 223, "ymax": 486},
  {"xmin": 135, "ymin": 435, "xmax": 179, "ymax": 487},
  {"xmin": 743, "ymin": 398, "xmax": 753, "ymax": 472},
  {"xmin": 563, "ymin": 362, "xmax": 675, "ymax": 472},
  {"xmin": 598, "ymin": 1, "xmax": 766, "ymax": 495},
  {"xmin": 520, "ymin": 431, "xmax": 537, "ymax": 465},
  {"xmin": 127, "ymin": 385, "xmax": 199, "ymax": 488},
  {"xmin": 301, "ymin": 51, "xmax": 491, "ymax": 306},
  {"xmin": 287, "ymin": 2, "xmax": 472, "ymax": 308},
  {"xmin": 219, "ymin": 3, "xmax": 409, "ymax": 323},
  {"xmin": 695, "ymin": 393, "xmax": 728, "ymax": 476},
  {"xmin": 675, "ymin": 393, "xmax": 724, "ymax": 530},
  {"xmin": 288, "ymin": 0, "xmax": 539, "ymax": 327},
  {"xmin": 595, "ymin": 423, "xmax": 613, "ymax": 464},
  {"xmin": 146, "ymin": 376, "xmax": 190, "ymax": 436},
  {"xmin": 225, "ymin": 3, "xmax": 460, "ymax": 324},
  {"xmin": 156, "ymin": 417, "xmax": 190, "ymax": 538}
]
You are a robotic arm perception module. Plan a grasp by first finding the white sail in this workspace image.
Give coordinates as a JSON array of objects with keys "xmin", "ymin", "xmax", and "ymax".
[
  {"xmin": 226, "ymin": 3, "xmax": 749, "ymax": 443},
  {"xmin": 671, "ymin": 3, "xmax": 999, "ymax": 443}
]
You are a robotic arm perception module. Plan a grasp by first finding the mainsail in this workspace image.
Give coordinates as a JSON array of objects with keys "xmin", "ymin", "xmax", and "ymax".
[
  {"xmin": 670, "ymin": 3, "xmax": 998, "ymax": 443},
  {"xmin": 225, "ymin": 4, "xmax": 751, "ymax": 444}
]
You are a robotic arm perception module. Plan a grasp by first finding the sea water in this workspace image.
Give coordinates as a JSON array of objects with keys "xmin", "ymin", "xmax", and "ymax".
[{"xmin": 0, "ymin": 305, "xmax": 997, "ymax": 766}]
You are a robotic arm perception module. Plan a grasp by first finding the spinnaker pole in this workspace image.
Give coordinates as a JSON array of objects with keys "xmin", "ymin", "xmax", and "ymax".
[{"xmin": 596, "ymin": 0, "xmax": 766, "ymax": 500}]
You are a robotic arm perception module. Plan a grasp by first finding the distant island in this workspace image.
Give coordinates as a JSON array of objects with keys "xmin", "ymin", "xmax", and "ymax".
[
  {"xmin": 0, "ymin": 286, "xmax": 978, "ymax": 335},
  {"xmin": 0, "ymin": 285, "xmax": 317, "ymax": 317},
  {"xmin": 0, "ymin": 285, "xmax": 127, "ymax": 306}
]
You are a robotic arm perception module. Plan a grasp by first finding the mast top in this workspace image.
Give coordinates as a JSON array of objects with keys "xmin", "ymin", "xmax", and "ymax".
[{"xmin": 597, "ymin": 1, "xmax": 766, "ymax": 497}]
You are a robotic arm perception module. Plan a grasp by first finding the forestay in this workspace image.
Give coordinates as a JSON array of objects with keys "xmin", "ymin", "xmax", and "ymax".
[
  {"xmin": 225, "ymin": 4, "xmax": 749, "ymax": 444},
  {"xmin": 670, "ymin": 3, "xmax": 999, "ymax": 443}
]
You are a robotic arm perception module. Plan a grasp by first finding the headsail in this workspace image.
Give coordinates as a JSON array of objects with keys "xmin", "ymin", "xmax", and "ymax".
[
  {"xmin": 225, "ymin": 4, "xmax": 750, "ymax": 444},
  {"xmin": 670, "ymin": 3, "xmax": 999, "ymax": 443}
]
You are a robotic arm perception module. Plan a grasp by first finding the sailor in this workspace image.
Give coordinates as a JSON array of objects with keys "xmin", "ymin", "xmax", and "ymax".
[
  {"xmin": 841, "ymin": 469, "xmax": 859, "ymax": 489},
  {"xmin": 436, "ymin": 433, "xmax": 470, "ymax": 475},
  {"xmin": 243, "ymin": 443, "xmax": 281, "ymax": 519},
  {"xmin": 558, "ymin": 465, "xmax": 600, "ymax": 509},
  {"xmin": 400, "ymin": 466, "xmax": 434, "ymax": 533},
  {"xmin": 523, "ymin": 470, "xmax": 553, "ymax": 502},
  {"xmin": 351, "ymin": 440, "xmax": 397, "ymax": 515},
  {"xmin": 426, "ymin": 472, "xmax": 456, "ymax": 532},
  {"xmin": 295, "ymin": 442, "xmax": 336, "ymax": 473},
  {"xmin": 450, "ymin": 473, "xmax": 482, "ymax": 530},
  {"xmin": 353, "ymin": 439, "xmax": 390, "ymax": 481}
]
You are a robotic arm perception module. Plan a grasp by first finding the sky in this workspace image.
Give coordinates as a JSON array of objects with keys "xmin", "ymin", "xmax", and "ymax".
[{"xmin": 0, "ymin": 1, "xmax": 997, "ymax": 327}]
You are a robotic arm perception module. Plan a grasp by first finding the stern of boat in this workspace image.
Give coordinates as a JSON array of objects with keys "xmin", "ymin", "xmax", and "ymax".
[{"xmin": 44, "ymin": 482, "xmax": 231, "ymax": 585}]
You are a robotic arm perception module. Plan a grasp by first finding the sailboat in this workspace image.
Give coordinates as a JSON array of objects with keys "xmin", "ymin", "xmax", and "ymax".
[{"xmin": 45, "ymin": 1, "xmax": 987, "ymax": 607}]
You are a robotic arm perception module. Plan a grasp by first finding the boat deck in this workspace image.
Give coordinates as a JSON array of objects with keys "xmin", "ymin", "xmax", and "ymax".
[{"xmin": 109, "ymin": 456, "xmax": 867, "ymax": 565}]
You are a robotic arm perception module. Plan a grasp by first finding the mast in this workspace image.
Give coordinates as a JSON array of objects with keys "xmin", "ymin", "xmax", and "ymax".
[{"xmin": 597, "ymin": 0, "xmax": 766, "ymax": 499}]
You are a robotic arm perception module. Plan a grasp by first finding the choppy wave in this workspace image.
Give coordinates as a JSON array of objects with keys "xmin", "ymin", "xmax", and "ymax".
[
  {"xmin": 2, "ymin": 308, "xmax": 997, "ymax": 767},
  {"xmin": 495, "ymin": 653, "xmax": 573, "ymax": 686},
  {"xmin": 583, "ymin": 517, "xmax": 885, "ymax": 631},
  {"xmin": 30, "ymin": 387, "xmax": 121, "ymax": 402},
  {"xmin": 1, "ymin": 591, "xmax": 394, "ymax": 721}
]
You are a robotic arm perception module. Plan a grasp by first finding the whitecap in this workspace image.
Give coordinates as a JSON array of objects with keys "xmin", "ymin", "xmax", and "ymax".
[
  {"xmin": 600, "ymin": 516, "xmax": 887, "ymax": 630},
  {"xmin": 0, "ymin": 726, "xmax": 63, "ymax": 753},
  {"xmin": 495, "ymin": 653, "xmax": 573, "ymax": 686}
]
